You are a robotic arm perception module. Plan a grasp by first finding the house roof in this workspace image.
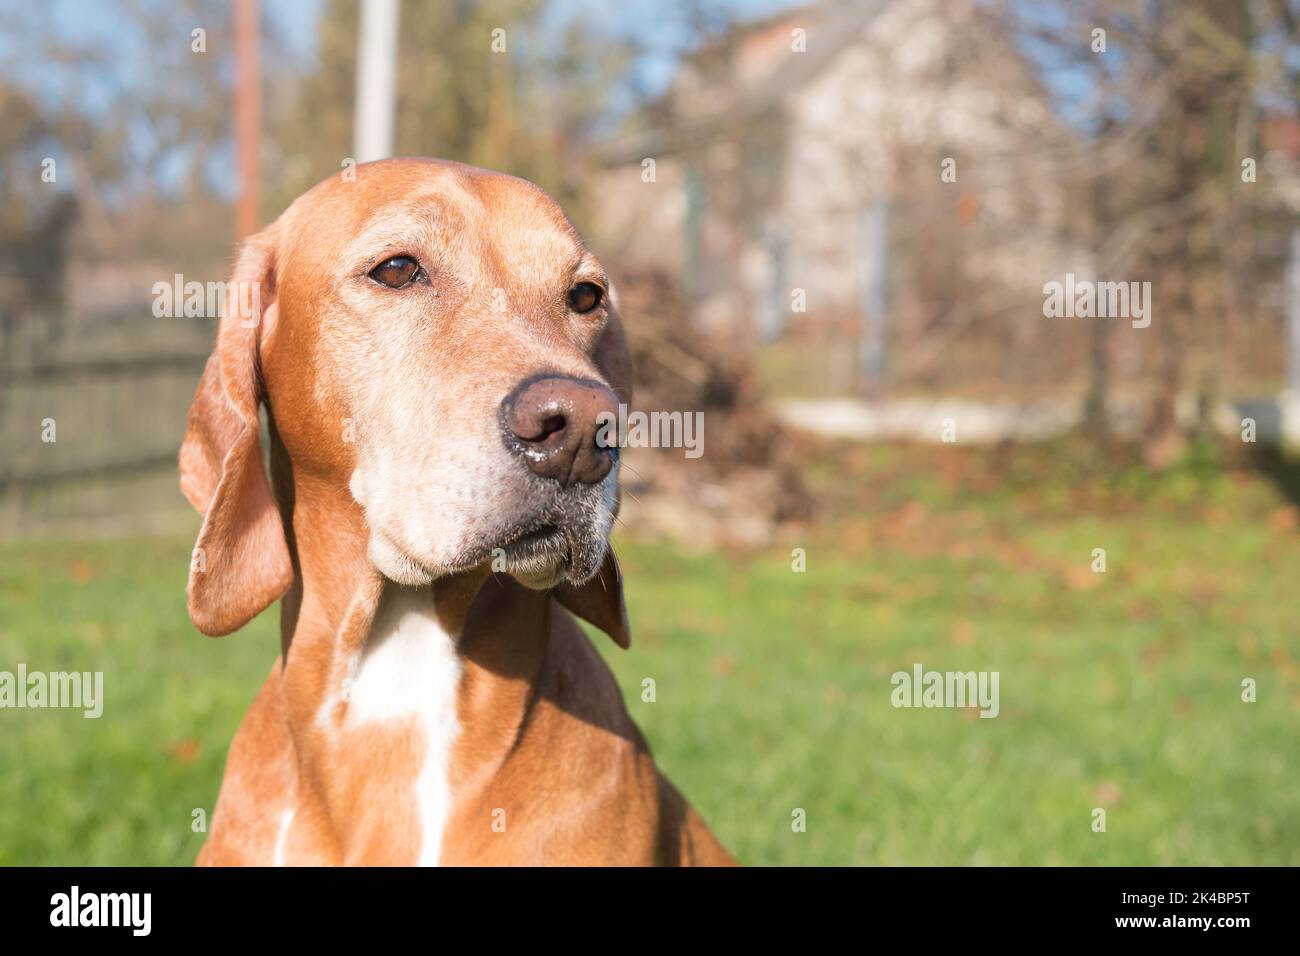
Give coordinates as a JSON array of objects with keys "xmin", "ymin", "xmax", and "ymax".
[
  {"xmin": 597, "ymin": 0, "xmax": 1058, "ymax": 167},
  {"xmin": 598, "ymin": 2, "xmax": 888, "ymax": 165}
]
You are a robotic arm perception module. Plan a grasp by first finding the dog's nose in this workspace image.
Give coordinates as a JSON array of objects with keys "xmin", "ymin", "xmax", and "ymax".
[{"xmin": 502, "ymin": 375, "xmax": 621, "ymax": 486}]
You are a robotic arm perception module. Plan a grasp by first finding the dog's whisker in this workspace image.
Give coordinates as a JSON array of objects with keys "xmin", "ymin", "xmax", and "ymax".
[{"xmin": 617, "ymin": 459, "xmax": 648, "ymax": 483}]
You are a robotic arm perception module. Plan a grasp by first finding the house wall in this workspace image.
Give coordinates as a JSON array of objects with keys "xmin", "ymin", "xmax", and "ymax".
[
  {"xmin": 589, "ymin": 156, "xmax": 687, "ymax": 280},
  {"xmin": 778, "ymin": 0, "xmax": 1077, "ymax": 324},
  {"xmin": 593, "ymin": 0, "xmax": 1081, "ymax": 358}
]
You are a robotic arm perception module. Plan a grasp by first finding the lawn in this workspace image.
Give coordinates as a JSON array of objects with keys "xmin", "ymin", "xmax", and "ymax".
[{"xmin": 1, "ymin": 439, "xmax": 1297, "ymax": 865}]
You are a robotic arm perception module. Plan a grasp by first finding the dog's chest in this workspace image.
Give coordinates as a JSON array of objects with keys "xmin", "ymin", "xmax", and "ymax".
[{"xmin": 345, "ymin": 588, "xmax": 461, "ymax": 866}]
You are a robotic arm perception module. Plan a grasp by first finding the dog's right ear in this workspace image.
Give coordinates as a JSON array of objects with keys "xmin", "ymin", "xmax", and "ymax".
[
  {"xmin": 554, "ymin": 547, "xmax": 630, "ymax": 649},
  {"xmin": 593, "ymin": 283, "xmax": 634, "ymax": 523},
  {"xmin": 179, "ymin": 225, "xmax": 293, "ymax": 636}
]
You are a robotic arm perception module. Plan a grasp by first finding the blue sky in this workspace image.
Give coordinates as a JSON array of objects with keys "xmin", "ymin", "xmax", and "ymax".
[
  {"xmin": 0, "ymin": 0, "xmax": 803, "ymax": 198},
  {"xmin": 1, "ymin": 0, "xmax": 802, "ymax": 104}
]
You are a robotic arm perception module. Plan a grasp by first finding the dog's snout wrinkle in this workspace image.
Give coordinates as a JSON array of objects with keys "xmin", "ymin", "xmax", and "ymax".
[{"xmin": 502, "ymin": 374, "xmax": 619, "ymax": 487}]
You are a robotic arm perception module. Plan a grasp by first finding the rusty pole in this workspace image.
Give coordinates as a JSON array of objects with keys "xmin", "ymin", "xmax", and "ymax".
[{"xmin": 233, "ymin": 0, "xmax": 261, "ymax": 240}]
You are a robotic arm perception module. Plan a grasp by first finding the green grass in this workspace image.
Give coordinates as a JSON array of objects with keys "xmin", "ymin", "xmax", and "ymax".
[{"xmin": 1, "ymin": 440, "xmax": 1298, "ymax": 865}]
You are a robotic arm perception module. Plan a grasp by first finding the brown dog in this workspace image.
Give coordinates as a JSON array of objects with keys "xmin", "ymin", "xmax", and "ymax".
[{"xmin": 179, "ymin": 158, "xmax": 733, "ymax": 866}]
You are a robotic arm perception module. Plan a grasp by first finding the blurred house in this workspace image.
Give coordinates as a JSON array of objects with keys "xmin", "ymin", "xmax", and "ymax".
[{"xmin": 593, "ymin": 0, "xmax": 1080, "ymax": 390}]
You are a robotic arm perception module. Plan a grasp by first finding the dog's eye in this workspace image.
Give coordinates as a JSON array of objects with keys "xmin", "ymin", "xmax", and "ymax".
[
  {"xmin": 369, "ymin": 255, "xmax": 423, "ymax": 288},
  {"xmin": 567, "ymin": 282, "xmax": 604, "ymax": 314}
]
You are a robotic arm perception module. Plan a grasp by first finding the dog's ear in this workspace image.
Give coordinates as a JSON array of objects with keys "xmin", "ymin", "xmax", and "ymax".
[
  {"xmin": 595, "ymin": 284, "xmax": 633, "ymax": 407},
  {"xmin": 554, "ymin": 547, "xmax": 630, "ymax": 649},
  {"xmin": 179, "ymin": 225, "xmax": 293, "ymax": 636},
  {"xmin": 574, "ymin": 282, "xmax": 632, "ymax": 648}
]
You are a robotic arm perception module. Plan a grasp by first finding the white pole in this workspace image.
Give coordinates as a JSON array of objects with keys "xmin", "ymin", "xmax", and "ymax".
[{"xmin": 353, "ymin": 0, "xmax": 400, "ymax": 163}]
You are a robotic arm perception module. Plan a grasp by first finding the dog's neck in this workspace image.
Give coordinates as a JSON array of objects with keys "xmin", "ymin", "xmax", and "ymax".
[{"xmin": 268, "ymin": 451, "xmax": 554, "ymax": 862}]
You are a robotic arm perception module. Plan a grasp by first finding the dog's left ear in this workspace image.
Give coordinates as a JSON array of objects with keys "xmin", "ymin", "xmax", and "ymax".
[
  {"xmin": 179, "ymin": 224, "xmax": 293, "ymax": 636},
  {"xmin": 554, "ymin": 547, "xmax": 630, "ymax": 649}
]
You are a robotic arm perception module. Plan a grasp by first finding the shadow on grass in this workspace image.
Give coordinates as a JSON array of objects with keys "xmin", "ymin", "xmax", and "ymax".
[{"xmin": 1248, "ymin": 443, "xmax": 1300, "ymax": 508}]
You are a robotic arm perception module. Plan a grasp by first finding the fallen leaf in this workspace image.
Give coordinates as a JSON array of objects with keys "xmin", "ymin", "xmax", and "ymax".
[
  {"xmin": 169, "ymin": 739, "xmax": 201, "ymax": 763},
  {"xmin": 951, "ymin": 620, "xmax": 977, "ymax": 646},
  {"xmin": 1093, "ymin": 781, "xmax": 1122, "ymax": 804},
  {"xmin": 1268, "ymin": 506, "xmax": 1299, "ymax": 534}
]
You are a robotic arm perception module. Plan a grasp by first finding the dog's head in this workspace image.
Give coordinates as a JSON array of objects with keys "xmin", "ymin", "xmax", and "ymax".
[{"xmin": 180, "ymin": 158, "xmax": 631, "ymax": 643}]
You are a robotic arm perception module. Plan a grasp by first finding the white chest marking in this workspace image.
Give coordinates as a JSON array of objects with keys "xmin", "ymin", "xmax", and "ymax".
[
  {"xmin": 346, "ymin": 587, "xmax": 461, "ymax": 866},
  {"xmin": 273, "ymin": 809, "xmax": 295, "ymax": 867}
]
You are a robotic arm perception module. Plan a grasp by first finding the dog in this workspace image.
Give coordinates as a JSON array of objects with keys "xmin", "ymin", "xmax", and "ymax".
[{"xmin": 179, "ymin": 157, "xmax": 734, "ymax": 866}]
